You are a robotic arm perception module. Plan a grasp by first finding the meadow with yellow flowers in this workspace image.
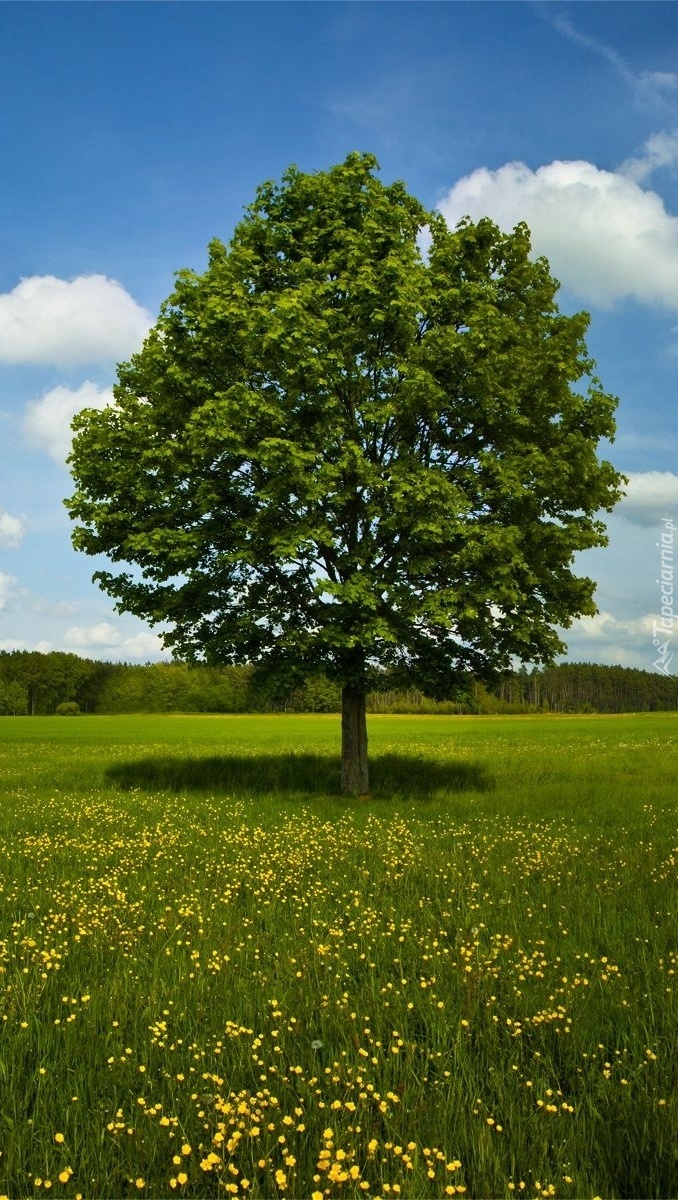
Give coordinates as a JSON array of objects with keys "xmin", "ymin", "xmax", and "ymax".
[{"xmin": 0, "ymin": 713, "xmax": 676, "ymax": 1199}]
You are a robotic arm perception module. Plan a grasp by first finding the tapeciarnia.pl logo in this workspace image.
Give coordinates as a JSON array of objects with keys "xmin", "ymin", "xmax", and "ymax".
[{"xmin": 652, "ymin": 516, "xmax": 674, "ymax": 676}]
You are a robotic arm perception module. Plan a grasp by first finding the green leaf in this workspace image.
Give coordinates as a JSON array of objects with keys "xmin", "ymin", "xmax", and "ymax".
[{"xmin": 66, "ymin": 152, "xmax": 624, "ymax": 697}]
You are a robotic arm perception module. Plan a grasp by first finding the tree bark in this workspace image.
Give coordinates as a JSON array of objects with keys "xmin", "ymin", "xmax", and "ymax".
[{"xmin": 341, "ymin": 685, "xmax": 369, "ymax": 795}]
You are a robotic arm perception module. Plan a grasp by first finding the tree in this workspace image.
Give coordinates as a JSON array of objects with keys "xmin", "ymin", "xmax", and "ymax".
[{"xmin": 66, "ymin": 153, "xmax": 624, "ymax": 793}]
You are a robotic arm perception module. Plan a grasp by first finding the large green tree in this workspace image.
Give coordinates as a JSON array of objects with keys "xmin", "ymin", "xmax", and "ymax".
[{"xmin": 66, "ymin": 153, "xmax": 624, "ymax": 793}]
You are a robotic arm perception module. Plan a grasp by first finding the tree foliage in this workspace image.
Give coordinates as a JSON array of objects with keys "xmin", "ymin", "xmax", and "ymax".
[{"xmin": 66, "ymin": 154, "xmax": 625, "ymax": 789}]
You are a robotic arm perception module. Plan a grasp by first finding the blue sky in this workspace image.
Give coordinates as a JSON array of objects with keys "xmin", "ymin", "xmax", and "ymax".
[{"xmin": 1, "ymin": 1, "xmax": 678, "ymax": 671}]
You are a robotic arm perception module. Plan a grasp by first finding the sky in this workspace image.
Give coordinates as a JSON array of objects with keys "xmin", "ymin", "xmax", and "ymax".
[{"xmin": 1, "ymin": 0, "xmax": 677, "ymax": 673}]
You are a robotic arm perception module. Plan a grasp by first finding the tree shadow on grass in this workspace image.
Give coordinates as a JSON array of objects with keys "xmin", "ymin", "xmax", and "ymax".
[{"xmin": 105, "ymin": 752, "xmax": 494, "ymax": 800}]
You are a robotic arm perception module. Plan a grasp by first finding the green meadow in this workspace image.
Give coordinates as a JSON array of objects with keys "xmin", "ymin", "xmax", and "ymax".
[{"xmin": 0, "ymin": 713, "xmax": 676, "ymax": 1199}]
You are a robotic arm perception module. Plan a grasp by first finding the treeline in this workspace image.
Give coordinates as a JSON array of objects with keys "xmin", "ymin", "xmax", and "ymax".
[
  {"xmin": 0, "ymin": 651, "xmax": 676, "ymax": 716},
  {"xmin": 489, "ymin": 663, "xmax": 678, "ymax": 714}
]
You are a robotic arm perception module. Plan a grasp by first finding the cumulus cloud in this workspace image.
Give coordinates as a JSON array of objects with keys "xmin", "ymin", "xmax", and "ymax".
[
  {"xmin": 616, "ymin": 471, "xmax": 678, "ymax": 526},
  {"xmin": 64, "ymin": 623, "xmax": 165, "ymax": 660},
  {"xmin": 568, "ymin": 610, "xmax": 656, "ymax": 643},
  {"xmin": 24, "ymin": 380, "xmax": 113, "ymax": 464},
  {"xmin": 0, "ymin": 637, "xmax": 51, "ymax": 653},
  {"xmin": 0, "ymin": 572, "xmax": 17, "ymax": 611},
  {"xmin": 438, "ymin": 158, "xmax": 678, "ymax": 310},
  {"xmin": 120, "ymin": 632, "xmax": 168, "ymax": 660},
  {"xmin": 64, "ymin": 622, "xmax": 121, "ymax": 649},
  {"xmin": 562, "ymin": 610, "xmax": 660, "ymax": 668},
  {"xmin": 0, "ymin": 274, "xmax": 150, "ymax": 366},
  {"xmin": 0, "ymin": 509, "xmax": 26, "ymax": 549}
]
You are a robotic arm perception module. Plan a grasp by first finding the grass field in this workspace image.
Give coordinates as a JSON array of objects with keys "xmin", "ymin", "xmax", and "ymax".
[{"xmin": 0, "ymin": 712, "xmax": 676, "ymax": 1199}]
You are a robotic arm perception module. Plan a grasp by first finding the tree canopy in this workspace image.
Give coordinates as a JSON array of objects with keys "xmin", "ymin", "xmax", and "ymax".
[{"xmin": 66, "ymin": 152, "xmax": 624, "ymax": 792}]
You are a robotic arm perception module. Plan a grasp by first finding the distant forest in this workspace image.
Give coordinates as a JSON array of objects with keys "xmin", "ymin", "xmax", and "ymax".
[{"xmin": 0, "ymin": 650, "xmax": 676, "ymax": 716}]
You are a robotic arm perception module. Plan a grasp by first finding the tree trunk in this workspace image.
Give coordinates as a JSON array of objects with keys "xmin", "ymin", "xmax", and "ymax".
[{"xmin": 341, "ymin": 685, "xmax": 369, "ymax": 795}]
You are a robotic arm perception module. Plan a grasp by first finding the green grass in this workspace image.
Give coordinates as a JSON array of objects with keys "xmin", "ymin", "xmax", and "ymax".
[{"xmin": 0, "ymin": 713, "xmax": 676, "ymax": 1199}]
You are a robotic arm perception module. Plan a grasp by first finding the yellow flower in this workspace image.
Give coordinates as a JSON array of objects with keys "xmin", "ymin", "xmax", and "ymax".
[{"xmin": 54, "ymin": 1133, "xmax": 65, "ymax": 1145}]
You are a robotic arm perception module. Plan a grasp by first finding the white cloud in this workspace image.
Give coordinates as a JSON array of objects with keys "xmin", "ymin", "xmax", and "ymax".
[
  {"xmin": 0, "ymin": 509, "xmax": 26, "ymax": 549},
  {"xmin": 568, "ymin": 610, "xmax": 655, "ymax": 644},
  {"xmin": 24, "ymin": 381, "xmax": 113, "ymax": 464},
  {"xmin": 0, "ymin": 274, "xmax": 150, "ymax": 366},
  {"xmin": 438, "ymin": 158, "xmax": 678, "ymax": 310},
  {"xmin": 65, "ymin": 622, "xmax": 121, "ymax": 649},
  {"xmin": 645, "ymin": 72, "xmax": 678, "ymax": 95},
  {"xmin": 617, "ymin": 471, "xmax": 678, "ymax": 526},
  {"xmin": 621, "ymin": 130, "xmax": 678, "ymax": 183},
  {"xmin": 0, "ymin": 637, "xmax": 51, "ymax": 653},
  {"xmin": 562, "ymin": 610, "xmax": 660, "ymax": 668},
  {"xmin": 64, "ymin": 623, "xmax": 165, "ymax": 660},
  {"xmin": 120, "ymin": 632, "xmax": 167, "ymax": 660},
  {"xmin": 0, "ymin": 572, "xmax": 17, "ymax": 610}
]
